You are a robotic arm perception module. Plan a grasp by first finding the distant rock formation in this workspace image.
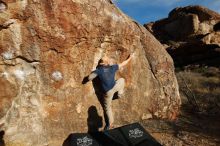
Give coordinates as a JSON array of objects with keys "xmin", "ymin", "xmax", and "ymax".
[
  {"xmin": 144, "ymin": 5, "xmax": 220, "ymax": 66},
  {"xmin": 0, "ymin": 0, "xmax": 180, "ymax": 145}
]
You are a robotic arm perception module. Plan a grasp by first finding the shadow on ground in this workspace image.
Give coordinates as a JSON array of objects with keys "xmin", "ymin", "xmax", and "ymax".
[
  {"xmin": 0, "ymin": 131, "xmax": 5, "ymax": 146},
  {"xmin": 87, "ymin": 105, "xmax": 103, "ymax": 133}
]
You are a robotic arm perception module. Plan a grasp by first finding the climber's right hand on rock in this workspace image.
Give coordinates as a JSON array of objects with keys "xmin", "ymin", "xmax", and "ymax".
[{"xmin": 82, "ymin": 76, "xmax": 89, "ymax": 84}]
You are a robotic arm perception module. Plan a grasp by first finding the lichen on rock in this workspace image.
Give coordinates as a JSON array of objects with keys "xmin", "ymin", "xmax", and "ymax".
[
  {"xmin": 0, "ymin": 1, "xmax": 7, "ymax": 13},
  {"xmin": 51, "ymin": 71, "xmax": 63, "ymax": 81}
]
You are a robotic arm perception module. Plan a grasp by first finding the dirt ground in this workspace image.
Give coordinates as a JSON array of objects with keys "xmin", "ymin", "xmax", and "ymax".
[{"xmin": 142, "ymin": 66, "xmax": 220, "ymax": 146}]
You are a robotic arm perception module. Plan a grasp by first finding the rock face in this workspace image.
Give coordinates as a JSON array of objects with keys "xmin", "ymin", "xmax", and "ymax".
[
  {"xmin": 0, "ymin": 0, "xmax": 180, "ymax": 145},
  {"xmin": 144, "ymin": 6, "xmax": 220, "ymax": 65}
]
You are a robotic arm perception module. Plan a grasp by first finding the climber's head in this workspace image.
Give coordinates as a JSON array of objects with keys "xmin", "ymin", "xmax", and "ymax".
[
  {"xmin": 99, "ymin": 55, "xmax": 116, "ymax": 66},
  {"xmin": 99, "ymin": 56, "xmax": 110, "ymax": 66}
]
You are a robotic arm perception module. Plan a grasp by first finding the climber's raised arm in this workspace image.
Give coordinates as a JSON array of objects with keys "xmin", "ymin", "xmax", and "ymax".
[{"xmin": 118, "ymin": 53, "xmax": 134, "ymax": 69}]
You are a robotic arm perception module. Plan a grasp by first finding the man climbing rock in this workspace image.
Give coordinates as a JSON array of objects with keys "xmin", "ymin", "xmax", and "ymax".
[{"xmin": 83, "ymin": 54, "xmax": 134, "ymax": 130}]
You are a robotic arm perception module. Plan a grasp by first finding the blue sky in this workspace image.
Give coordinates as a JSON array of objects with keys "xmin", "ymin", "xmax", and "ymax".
[{"xmin": 113, "ymin": 0, "xmax": 220, "ymax": 24}]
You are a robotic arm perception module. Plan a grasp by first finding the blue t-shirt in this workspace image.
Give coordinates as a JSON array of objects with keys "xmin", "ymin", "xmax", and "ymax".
[{"xmin": 94, "ymin": 64, "xmax": 119, "ymax": 92}]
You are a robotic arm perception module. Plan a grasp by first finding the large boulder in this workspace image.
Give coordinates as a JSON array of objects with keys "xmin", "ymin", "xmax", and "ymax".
[
  {"xmin": 144, "ymin": 5, "xmax": 220, "ymax": 66},
  {"xmin": 0, "ymin": 0, "xmax": 180, "ymax": 145}
]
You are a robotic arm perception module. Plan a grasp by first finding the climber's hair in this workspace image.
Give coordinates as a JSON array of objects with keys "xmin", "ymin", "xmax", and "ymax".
[{"xmin": 98, "ymin": 55, "xmax": 116, "ymax": 66}]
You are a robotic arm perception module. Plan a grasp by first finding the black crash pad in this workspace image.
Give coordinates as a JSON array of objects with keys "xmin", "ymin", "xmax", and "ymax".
[{"xmin": 63, "ymin": 122, "xmax": 162, "ymax": 146}]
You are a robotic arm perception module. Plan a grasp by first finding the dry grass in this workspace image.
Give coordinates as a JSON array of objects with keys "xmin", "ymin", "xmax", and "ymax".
[
  {"xmin": 142, "ymin": 66, "xmax": 220, "ymax": 146},
  {"xmin": 176, "ymin": 66, "xmax": 220, "ymax": 115}
]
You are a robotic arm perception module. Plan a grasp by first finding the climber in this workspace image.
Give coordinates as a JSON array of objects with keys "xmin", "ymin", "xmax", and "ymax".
[{"xmin": 82, "ymin": 53, "xmax": 134, "ymax": 130}]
